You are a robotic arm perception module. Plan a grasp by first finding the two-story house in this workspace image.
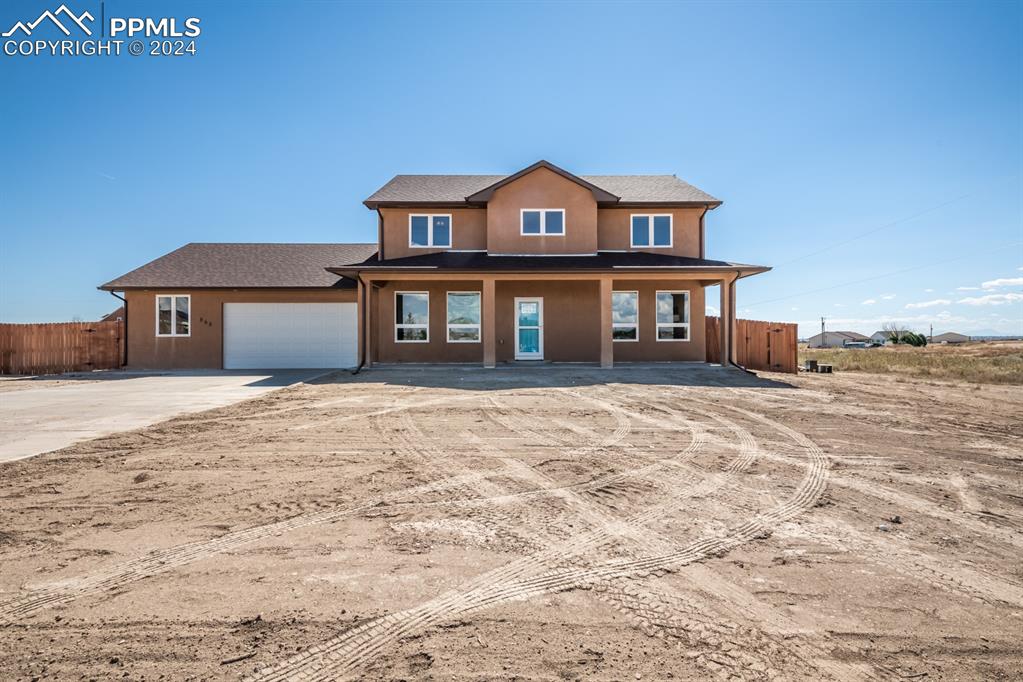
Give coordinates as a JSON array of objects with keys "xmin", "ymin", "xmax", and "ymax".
[{"xmin": 100, "ymin": 161, "xmax": 768, "ymax": 369}]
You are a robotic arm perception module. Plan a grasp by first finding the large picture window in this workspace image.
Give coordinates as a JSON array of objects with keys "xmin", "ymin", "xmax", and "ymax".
[
  {"xmin": 395, "ymin": 291, "xmax": 429, "ymax": 342},
  {"xmin": 655, "ymin": 291, "xmax": 689, "ymax": 341},
  {"xmin": 520, "ymin": 209, "xmax": 565, "ymax": 236},
  {"xmin": 631, "ymin": 214, "xmax": 672, "ymax": 248},
  {"xmin": 611, "ymin": 291, "xmax": 639, "ymax": 342},
  {"xmin": 446, "ymin": 292, "xmax": 481, "ymax": 343},
  {"xmin": 156, "ymin": 295, "xmax": 190, "ymax": 337},
  {"xmin": 409, "ymin": 215, "xmax": 452, "ymax": 248}
]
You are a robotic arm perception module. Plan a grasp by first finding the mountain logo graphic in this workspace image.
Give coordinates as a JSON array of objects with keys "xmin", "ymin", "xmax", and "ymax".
[{"xmin": 3, "ymin": 4, "xmax": 94, "ymax": 37}]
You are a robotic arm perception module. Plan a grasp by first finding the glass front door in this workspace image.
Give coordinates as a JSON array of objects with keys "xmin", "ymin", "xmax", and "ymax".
[{"xmin": 514, "ymin": 297, "xmax": 543, "ymax": 360}]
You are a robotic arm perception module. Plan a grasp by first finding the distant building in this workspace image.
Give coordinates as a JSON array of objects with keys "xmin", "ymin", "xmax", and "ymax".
[
  {"xmin": 869, "ymin": 331, "xmax": 890, "ymax": 345},
  {"xmin": 806, "ymin": 330, "xmax": 870, "ymax": 348},
  {"xmin": 930, "ymin": 331, "xmax": 970, "ymax": 344},
  {"xmin": 100, "ymin": 306, "xmax": 124, "ymax": 322}
]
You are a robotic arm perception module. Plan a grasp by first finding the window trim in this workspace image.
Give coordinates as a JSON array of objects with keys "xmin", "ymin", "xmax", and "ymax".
[
  {"xmin": 408, "ymin": 214, "xmax": 452, "ymax": 249},
  {"xmin": 520, "ymin": 208, "xmax": 566, "ymax": 236},
  {"xmin": 155, "ymin": 294, "xmax": 191, "ymax": 337},
  {"xmin": 630, "ymin": 214, "xmax": 673, "ymax": 249},
  {"xmin": 446, "ymin": 291, "xmax": 482, "ymax": 344},
  {"xmin": 611, "ymin": 290, "xmax": 639, "ymax": 343},
  {"xmin": 654, "ymin": 290, "xmax": 690, "ymax": 343},
  {"xmin": 394, "ymin": 291, "xmax": 430, "ymax": 343}
]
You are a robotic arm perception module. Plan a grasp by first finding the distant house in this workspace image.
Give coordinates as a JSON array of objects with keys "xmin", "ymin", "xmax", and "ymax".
[
  {"xmin": 931, "ymin": 331, "xmax": 970, "ymax": 344},
  {"xmin": 100, "ymin": 306, "xmax": 124, "ymax": 322},
  {"xmin": 869, "ymin": 331, "xmax": 890, "ymax": 345},
  {"xmin": 806, "ymin": 330, "xmax": 870, "ymax": 348}
]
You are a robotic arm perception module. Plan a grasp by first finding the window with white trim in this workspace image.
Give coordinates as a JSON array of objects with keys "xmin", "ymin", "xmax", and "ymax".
[
  {"xmin": 521, "ymin": 209, "xmax": 565, "ymax": 235},
  {"xmin": 409, "ymin": 215, "xmax": 451, "ymax": 248},
  {"xmin": 447, "ymin": 291, "xmax": 481, "ymax": 343},
  {"xmin": 655, "ymin": 291, "xmax": 689, "ymax": 341},
  {"xmin": 156, "ymin": 295, "xmax": 190, "ymax": 337},
  {"xmin": 395, "ymin": 292, "xmax": 429, "ymax": 342},
  {"xmin": 631, "ymin": 214, "xmax": 672, "ymax": 248},
  {"xmin": 611, "ymin": 291, "xmax": 639, "ymax": 342}
]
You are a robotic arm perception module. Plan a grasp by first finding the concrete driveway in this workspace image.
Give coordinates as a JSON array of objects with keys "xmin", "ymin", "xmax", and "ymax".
[{"xmin": 0, "ymin": 370, "xmax": 331, "ymax": 463}]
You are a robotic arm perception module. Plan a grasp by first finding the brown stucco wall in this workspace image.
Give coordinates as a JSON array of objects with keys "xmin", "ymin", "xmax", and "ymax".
[
  {"xmin": 494, "ymin": 280, "xmax": 601, "ymax": 362},
  {"xmin": 380, "ymin": 207, "xmax": 486, "ymax": 260},
  {"xmin": 372, "ymin": 281, "xmax": 485, "ymax": 364},
  {"xmin": 597, "ymin": 208, "xmax": 704, "ymax": 257},
  {"xmin": 608, "ymin": 280, "xmax": 705, "ymax": 362},
  {"xmin": 125, "ymin": 288, "xmax": 357, "ymax": 369},
  {"xmin": 485, "ymin": 167, "xmax": 598, "ymax": 255}
]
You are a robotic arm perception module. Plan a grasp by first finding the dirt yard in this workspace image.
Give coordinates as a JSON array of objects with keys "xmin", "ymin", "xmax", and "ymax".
[{"xmin": 1, "ymin": 365, "xmax": 1021, "ymax": 681}]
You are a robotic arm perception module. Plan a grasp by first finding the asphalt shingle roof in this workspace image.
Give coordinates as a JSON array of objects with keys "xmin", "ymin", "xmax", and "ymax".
[
  {"xmin": 331, "ymin": 251, "xmax": 767, "ymax": 273},
  {"xmin": 100, "ymin": 243, "xmax": 378, "ymax": 290},
  {"xmin": 364, "ymin": 174, "xmax": 719, "ymax": 205}
]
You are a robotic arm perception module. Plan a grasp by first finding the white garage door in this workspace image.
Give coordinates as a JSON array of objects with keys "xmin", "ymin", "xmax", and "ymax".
[{"xmin": 223, "ymin": 303, "xmax": 357, "ymax": 369}]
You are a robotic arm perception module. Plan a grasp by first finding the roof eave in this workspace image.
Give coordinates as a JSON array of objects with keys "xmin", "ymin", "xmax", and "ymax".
[{"xmin": 328, "ymin": 264, "xmax": 770, "ymax": 277}]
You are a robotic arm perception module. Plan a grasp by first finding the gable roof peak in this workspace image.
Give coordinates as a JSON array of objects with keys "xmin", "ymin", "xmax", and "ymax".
[{"xmin": 464, "ymin": 160, "xmax": 621, "ymax": 203}]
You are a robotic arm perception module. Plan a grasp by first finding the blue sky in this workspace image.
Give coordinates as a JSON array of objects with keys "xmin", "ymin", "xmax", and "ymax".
[{"xmin": 1, "ymin": 0, "xmax": 1020, "ymax": 336}]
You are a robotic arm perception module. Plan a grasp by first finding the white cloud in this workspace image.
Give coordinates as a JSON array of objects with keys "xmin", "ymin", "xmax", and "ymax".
[
  {"xmin": 924, "ymin": 288, "xmax": 934, "ymax": 293},
  {"xmin": 981, "ymin": 277, "xmax": 1023, "ymax": 289},
  {"xmin": 956, "ymin": 286, "xmax": 980, "ymax": 291},
  {"xmin": 706, "ymin": 304, "xmax": 720, "ymax": 316},
  {"xmin": 957, "ymin": 292, "xmax": 1023, "ymax": 306},
  {"xmin": 880, "ymin": 293, "xmax": 896, "ymax": 300},
  {"xmin": 790, "ymin": 306, "xmax": 799, "ymax": 311},
  {"xmin": 834, "ymin": 303, "xmax": 846, "ymax": 308},
  {"xmin": 861, "ymin": 298, "xmax": 876, "ymax": 305},
  {"xmin": 905, "ymin": 299, "xmax": 951, "ymax": 309}
]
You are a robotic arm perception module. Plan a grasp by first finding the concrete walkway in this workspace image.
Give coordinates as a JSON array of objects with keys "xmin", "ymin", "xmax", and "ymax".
[{"xmin": 0, "ymin": 370, "xmax": 331, "ymax": 463}]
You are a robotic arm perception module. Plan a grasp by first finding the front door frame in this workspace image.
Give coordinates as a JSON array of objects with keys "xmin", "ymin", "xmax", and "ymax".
[{"xmin": 514, "ymin": 296, "xmax": 544, "ymax": 360}]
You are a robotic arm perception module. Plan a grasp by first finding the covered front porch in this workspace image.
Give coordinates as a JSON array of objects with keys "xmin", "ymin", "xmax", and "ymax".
[{"xmin": 353, "ymin": 271, "xmax": 746, "ymax": 369}]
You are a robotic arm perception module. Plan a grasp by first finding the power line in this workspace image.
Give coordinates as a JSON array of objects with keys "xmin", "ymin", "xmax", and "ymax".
[
  {"xmin": 773, "ymin": 173, "xmax": 1019, "ymax": 268},
  {"xmin": 743, "ymin": 240, "xmax": 1023, "ymax": 309}
]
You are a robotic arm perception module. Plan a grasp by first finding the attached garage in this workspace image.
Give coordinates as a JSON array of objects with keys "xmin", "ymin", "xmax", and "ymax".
[{"xmin": 223, "ymin": 302, "xmax": 358, "ymax": 369}]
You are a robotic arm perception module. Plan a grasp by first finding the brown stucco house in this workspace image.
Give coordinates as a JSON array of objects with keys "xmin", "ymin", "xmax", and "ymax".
[{"xmin": 99, "ymin": 161, "xmax": 769, "ymax": 370}]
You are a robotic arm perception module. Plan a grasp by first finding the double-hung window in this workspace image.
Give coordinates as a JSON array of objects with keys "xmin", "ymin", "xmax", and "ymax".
[
  {"xmin": 655, "ymin": 291, "xmax": 690, "ymax": 341},
  {"xmin": 395, "ymin": 292, "xmax": 429, "ymax": 342},
  {"xmin": 409, "ymin": 215, "xmax": 451, "ymax": 248},
  {"xmin": 446, "ymin": 292, "xmax": 481, "ymax": 343},
  {"xmin": 631, "ymin": 214, "xmax": 672, "ymax": 248},
  {"xmin": 156, "ymin": 295, "xmax": 190, "ymax": 337},
  {"xmin": 520, "ymin": 209, "xmax": 565, "ymax": 236},
  {"xmin": 611, "ymin": 291, "xmax": 639, "ymax": 342}
]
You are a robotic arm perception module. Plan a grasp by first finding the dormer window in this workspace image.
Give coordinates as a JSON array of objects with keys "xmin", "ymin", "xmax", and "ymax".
[
  {"xmin": 631, "ymin": 214, "xmax": 672, "ymax": 248},
  {"xmin": 409, "ymin": 214, "xmax": 451, "ymax": 248},
  {"xmin": 520, "ymin": 209, "xmax": 565, "ymax": 236}
]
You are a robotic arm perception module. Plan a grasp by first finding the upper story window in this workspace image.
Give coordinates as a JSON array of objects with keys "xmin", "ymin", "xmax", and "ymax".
[
  {"xmin": 156, "ymin": 295, "xmax": 190, "ymax": 337},
  {"xmin": 520, "ymin": 209, "xmax": 565, "ymax": 236},
  {"xmin": 631, "ymin": 214, "xmax": 672, "ymax": 248},
  {"xmin": 409, "ymin": 215, "xmax": 451, "ymax": 248}
]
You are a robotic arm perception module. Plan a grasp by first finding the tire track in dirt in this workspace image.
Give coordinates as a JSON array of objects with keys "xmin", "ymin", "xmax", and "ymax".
[
  {"xmin": 0, "ymin": 386, "xmax": 652, "ymax": 625},
  {"xmin": 247, "ymin": 393, "xmax": 830, "ymax": 682},
  {"xmin": 0, "ymin": 391, "xmax": 507, "ymax": 625},
  {"xmin": 780, "ymin": 519, "xmax": 1023, "ymax": 608},
  {"xmin": 483, "ymin": 394, "xmax": 827, "ymax": 680}
]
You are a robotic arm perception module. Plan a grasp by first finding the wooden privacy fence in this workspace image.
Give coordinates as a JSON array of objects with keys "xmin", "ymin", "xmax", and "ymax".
[
  {"xmin": 0, "ymin": 321, "xmax": 124, "ymax": 375},
  {"xmin": 706, "ymin": 317, "xmax": 798, "ymax": 374}
]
